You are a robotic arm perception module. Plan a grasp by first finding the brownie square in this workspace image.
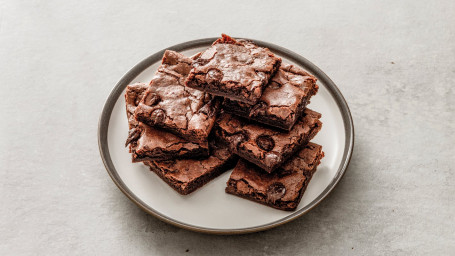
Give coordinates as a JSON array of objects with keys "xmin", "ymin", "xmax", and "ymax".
[
  {"xmin": 223, "ymin": 63, "xmax": 318, "ymax": 131},
  {"xmin": 125, "ymin": 83, "xmax": 209, "ymax": 162},
  {"xmin": 145, "ymin": 141, "xmax": 238, "ymax": 195},
  {"xmin": 213, "ymin": 108, "xmax": 322, "ymax": 173},
  {"xmin": 185, "ymin": 34, "xmax": 282, "ymax": 105},
  {"xmin": 134, "ymin": 50, "xmax": 220, "ymax": 144},
  {"xmin": 226, "ymin": 143, "xmax": 324, "ymax": 211}
]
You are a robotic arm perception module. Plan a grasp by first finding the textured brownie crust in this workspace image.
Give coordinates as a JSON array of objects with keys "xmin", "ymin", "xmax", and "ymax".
[
  {"xmin": 214, "ymin": 108, "xmax": 322, "ymax": 173},
  {"xmin": 134, "ymin": 50, "xmax": 220, "ymax": 144},
  {"xmin": 145, "ymin": 141, "xmax": 239, "ymax": 195},
  {"xmin": 124, "ymin": 83, "xmax": 209, "ymax": 162},
  {"xmin": 185, "ymin": 34, "xmax": 282, "ymax": 105},
  {"xmin": 223, "ymin": 63, "xmax": 318, "ymax": 131},
  {"xmin": 225, "ymin": 143, "xmax": 324, "ymax": 211}
]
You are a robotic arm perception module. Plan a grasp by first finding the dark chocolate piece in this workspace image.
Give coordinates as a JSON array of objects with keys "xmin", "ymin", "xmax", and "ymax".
[
  {"xmin": 145, "ymin": 141, "xmax": 238, "ymax": 195},
  {"xmin": 185, "ymin": 34, "xmax": 282, "ymax": 105},
  {"xmin": 125, "ymin": 83, "xmax": 209, "ymax": 162},
  {"xmin": 223, "ymin": 63, "xmax": 318, "ymax": 131},
  {"xmin": 135, "ymin": 50, "xmax": 220, "ymax": 144},
  {"xmin": 213, "ymin": 108, "xmax": 322, "ymax": 173},
  {"xmin": 225, "ymin": 143, "xmax": 324, "ymax": 211}
]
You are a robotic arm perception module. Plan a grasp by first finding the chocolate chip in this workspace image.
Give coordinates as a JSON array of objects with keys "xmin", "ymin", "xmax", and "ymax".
[
  {"xmin": 206, "ymin": 68, "xmax": 223, "ymax": 83},
  {"xmin": 144, "ymin": 93, "xmax": 160, "ymax": 106},
  {"xmin": 256, "ymin": 135, "xmax": 275, "ymax": 151},
  {"xmin": 249, "ymin": 101, "xmax": 267, "ymax": 117},
  {"xmin": 125, "ymin": 128, "xmax": 141, "ymax": 147},
  {"xmin": 150, "ymin": 109, "xmax": 166, "ymax": 125},
  {"xmin": 268, "ymin": 81, "xmax": 282, "ymax": 89},
  {"xmin": 267, "ymin": 182, "xmax": 286, "ymax": 203}
]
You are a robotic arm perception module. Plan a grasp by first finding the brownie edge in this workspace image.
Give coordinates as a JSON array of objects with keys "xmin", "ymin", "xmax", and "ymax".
[
  {"xmin": 144, "ymin": 142, "xmax": 238, "ymax": 195},
  {"xmin": 225, "ymin": 142, "xmax": 324, "ymax": 211}
]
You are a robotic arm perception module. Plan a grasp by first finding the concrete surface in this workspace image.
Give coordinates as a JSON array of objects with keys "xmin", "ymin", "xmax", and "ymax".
[{"xmin": 1, "ymin": 0, "xmax": 454, "ymax": 255}]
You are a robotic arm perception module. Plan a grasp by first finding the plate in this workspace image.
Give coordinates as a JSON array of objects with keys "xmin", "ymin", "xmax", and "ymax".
[{"xmin": 98, "ymin": 38, "xmax": 354, "ymax": 234}]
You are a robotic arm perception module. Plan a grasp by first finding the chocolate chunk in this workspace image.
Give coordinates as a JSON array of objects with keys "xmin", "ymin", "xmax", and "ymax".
[
  {"xmin": 144, "ymin": 93, "xmax": 161, "ymax": 106},
  {"xmin": 266, "ymin": 182, "xmax": 286, "ymax": 203},
  {"xmin": 256, "ymin": 135, "xmax": 275, "ymax": 151},
  {"xmin": 150, "ymin": 109, "xmax": 166, "ymax": 124},
  {"xmin": 125, "ymin": 128, "xmax": 141, "ymax": 147}
]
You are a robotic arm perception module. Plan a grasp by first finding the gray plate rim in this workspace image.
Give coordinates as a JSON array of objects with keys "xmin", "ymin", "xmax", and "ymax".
[{"xmin": 98, "ymin": 37, "xmax": 355, "ymax": 235}]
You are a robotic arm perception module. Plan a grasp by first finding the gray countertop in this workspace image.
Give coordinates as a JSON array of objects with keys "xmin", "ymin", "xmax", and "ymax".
[{"xmin": 1, "ymin": 0, "xmax": 454, "ymax": 255}]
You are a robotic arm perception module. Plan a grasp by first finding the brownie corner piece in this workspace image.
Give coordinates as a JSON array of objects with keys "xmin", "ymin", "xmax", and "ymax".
[
  {"xmin": 225, "ymin": 142, "xmax": 324, "ymax": 211},
  {"xmin": 145, "ymin": 141, "xmax": 238, "ymax": 195},
  {"xmin": 185, "ymin": 34, "xmax": 282, "ymax": 105},
  {"xmin": 134, "ymin": 50, "xmax": 220, "ymax": 144},
  {"xmin": 223, "ymin": 63, "xmax": 319, "ymax": 131}
]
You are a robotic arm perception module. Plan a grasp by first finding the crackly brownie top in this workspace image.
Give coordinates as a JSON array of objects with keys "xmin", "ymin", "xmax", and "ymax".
[
  {"xmin": 225, "ymin": 63, "xmax": 318, "ymax": 121},
  {"xmin": 134, "ymin": 50, "xmax": 219, "ymax": 137},
  {"xmin": 124, "ymin": 83, "xmax": 208, "ymax": 154},
  {"xmin": 215, "ymin": 108, "xmax": 321, "ymax": 168},
  {"xmin": 188, "ymin": 34, "xmax": 281, "ymax": 100},
  {"xmin": 147, "ymin": 141, "xmax": 234, "ymax": 184},
  {"xmin": 229, "ymin": 143, "xmax": 324, "ymax": 203}
]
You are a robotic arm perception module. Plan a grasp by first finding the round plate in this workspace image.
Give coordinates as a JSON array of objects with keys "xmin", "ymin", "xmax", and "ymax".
[{"xmin": 98, "ymin": 38, "xmax": 354, "ymax": 234}]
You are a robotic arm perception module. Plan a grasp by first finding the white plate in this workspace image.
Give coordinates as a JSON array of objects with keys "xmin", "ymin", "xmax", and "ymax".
[{"xmin": 98, "ymin": 38, "xmax": 354, "ymax": 234}]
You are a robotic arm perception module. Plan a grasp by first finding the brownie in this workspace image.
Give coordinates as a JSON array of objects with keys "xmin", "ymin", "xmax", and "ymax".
[
  {"xmin": 213, "ymin": 108, "xmax": 322, "ymax": 173},
  {"xmin": 223, "ymin": 63, "xmax": 318, "ymax": 131},
  {"xmin": 125, "ymin": 83, "xmax": 209, "ymax": 162},
  {"xmin": 185, "ymin": 34, "xmax": 282, "ymax": 105},
  {"xmin": 134, "ymin": 50, "xmax": 220, "ymax": 144},
  {"xmin": 144, "ymin": 140, "xmax": 238, "ymax": 195},
  {"xmin": 226, "ymin": 143, "xmax": 324, "ymax": 211}
]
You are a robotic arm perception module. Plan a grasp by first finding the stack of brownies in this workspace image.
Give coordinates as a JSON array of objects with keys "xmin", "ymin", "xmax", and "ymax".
[{"xmin": 124, "ymin": 34, "xmax": 324, "ymax": 211}]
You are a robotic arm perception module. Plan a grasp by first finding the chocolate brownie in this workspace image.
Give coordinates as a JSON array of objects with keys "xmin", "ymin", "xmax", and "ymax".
[
  {"xmin": 185, "ymin": 34, "xmax": 282, "ymax": 105},
  {"xmin": 223, "ymin": 63, "xmax": 318, "ymax": 131},
  {"xmin": 226, "ymin": 143, "xmax": 324, "ymax": 211},
  {"xmin": 145, "ymin": 140, "xmax": 238, "ymax": 195},
  {"xmin": 125, "ymin": 83, "xmax": 209, "ymax": 162},
  {"xmin": 134, "ymin": 50, "xmax": 220, "ymax": 144},
  {"xmin": 213, "ymin": 108, "xmax": 322, "ymax": 173}
]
